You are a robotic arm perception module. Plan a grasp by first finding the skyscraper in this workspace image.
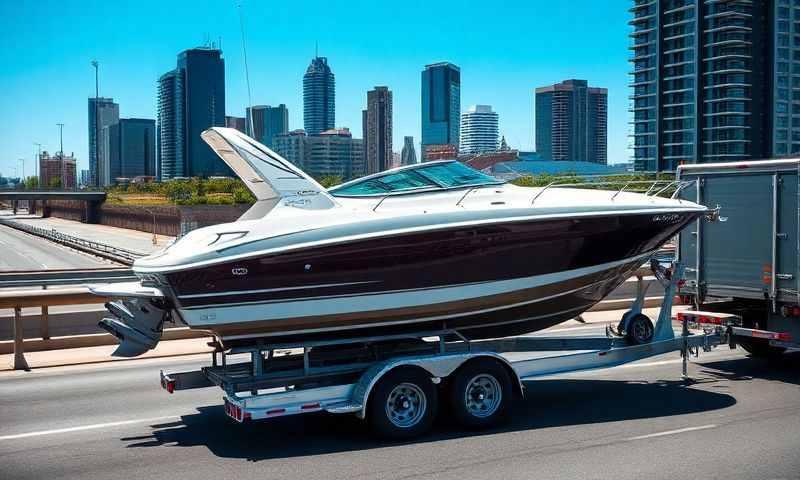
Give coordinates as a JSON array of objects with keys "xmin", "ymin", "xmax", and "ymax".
[
  {"xmin": 157, "ymin": 47, "xmax": 227, "ymax": 180},
  {"xmin": 246, "ymin": 104, "xmax": 289, "ymax": 148},
  {"xmin": 363, "ymin": 86, "xmax": 393, "ymax": 174},
  {"xmin": 421, "ymin": 62, "xmax": 460, "ymax": 160},
  {"xmin": 88, "ymin": 97, "xmax": 119, "ymax": 186},
  {"xmin": 535, "ymin": 79, "xmax": 607, "ymax": 164},
  {"xmin": 401, "ymin": 136, "xmax": 417, "ymax": 165},
  {"xmin": 629, "ymin": 0, "xmax": 799, "ymax": 171},
  {"xmin": 303, "ymin": 57, "xmax": 335, "ymax": 135},
  {"xmin": 105, "ymin": 118, "xmax": 156, "ymax": 183},
  {"xmin": 460, "ymin": 105, "xmax": 499, "ymax": 155}
]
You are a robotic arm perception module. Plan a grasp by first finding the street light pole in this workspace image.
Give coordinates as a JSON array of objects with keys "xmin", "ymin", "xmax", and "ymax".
[{"xmin": 33, "ymin": 142, "xmax": 42, "ymax": 187}]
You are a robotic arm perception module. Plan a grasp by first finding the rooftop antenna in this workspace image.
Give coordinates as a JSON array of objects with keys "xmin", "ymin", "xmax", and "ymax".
[
  {"xmin": 315, "ymin": 41, "xmax": 318, "ymax": 58},
  {"xmin": 238, "ymin": 2, "xmax": 254, "ymax": 136}
]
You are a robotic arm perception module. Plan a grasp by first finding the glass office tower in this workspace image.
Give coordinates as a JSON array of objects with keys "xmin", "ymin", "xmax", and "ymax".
[{"xmin": 421, "ymin": 62, "xmax": 460, "ymax": 159}]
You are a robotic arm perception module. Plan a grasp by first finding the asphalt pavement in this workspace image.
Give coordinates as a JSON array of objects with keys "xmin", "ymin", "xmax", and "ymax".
[
  {"xmin": 0, "ymin": 220, "xmax": 114, "ymax": 270},
  {"xmin": 1, "ymin": 323, "xmax": 798, "ymax": 480}
]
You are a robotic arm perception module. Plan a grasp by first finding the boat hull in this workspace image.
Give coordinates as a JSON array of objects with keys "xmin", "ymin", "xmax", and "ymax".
[{"xmin": 157, "ymin": 210, "xmax": 701, "ymax": 346}]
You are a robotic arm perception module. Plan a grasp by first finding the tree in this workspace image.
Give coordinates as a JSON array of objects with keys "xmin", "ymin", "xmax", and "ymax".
[
  {"xmin": 24, "ymin": 176, "xmax": 39, "ymax": 190},
  {"xmin": 48, "ymin": 177, "xmax": 62, "ymax": 189}
]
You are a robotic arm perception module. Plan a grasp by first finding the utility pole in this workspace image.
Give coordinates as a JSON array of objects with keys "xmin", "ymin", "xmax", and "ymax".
[
  {"xmin": 33, "ymin": 142, "xmax": 42, "ymax": 186},
  {"xmin": 18, "ymin": 159, "xmax": 25, "ymax": 180},
  {"xmin": 57, "ymin": 123, "xmax": 64, "ymax": 189},
  {"xmin": 92, "ymin": 60, "xmax": 99, "ymax": 188}
]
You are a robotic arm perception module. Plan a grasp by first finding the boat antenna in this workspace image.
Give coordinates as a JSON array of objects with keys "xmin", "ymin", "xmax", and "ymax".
[{"xmin": 238, "ymin": 1, "xmax": 254, "ymax": 136}]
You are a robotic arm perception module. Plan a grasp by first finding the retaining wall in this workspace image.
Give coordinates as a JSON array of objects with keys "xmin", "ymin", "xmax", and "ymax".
[{"xmin": 46, "ymin": 200, "xmax": 251, "ymax": 236}]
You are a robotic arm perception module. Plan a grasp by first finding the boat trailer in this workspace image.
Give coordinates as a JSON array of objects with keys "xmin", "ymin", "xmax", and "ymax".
[{"xmin": 160, "ymin": 261, "xmax": 737, "ymax": 438}]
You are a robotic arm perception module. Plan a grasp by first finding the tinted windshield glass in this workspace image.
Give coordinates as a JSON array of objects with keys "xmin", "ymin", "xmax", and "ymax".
[
  {"xmin": 331, "ymin": 170, "xmax": 439, "ymax": 196},
  {"xmin": 416, "ymin": 162, "xmax": 502, "ymax": 188},
  {"xmin": 330, "ymin": 161, "xmax": 503, "ymax": 197}
]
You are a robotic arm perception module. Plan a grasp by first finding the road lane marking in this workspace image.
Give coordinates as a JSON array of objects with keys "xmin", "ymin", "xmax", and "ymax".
[
  {"xmin": 626, "ymin": 424, "xmax": 717, "ymax": 441},
  {"xmin": 0, "ymin": 415, "xmax": 179, "ymax": 441}
]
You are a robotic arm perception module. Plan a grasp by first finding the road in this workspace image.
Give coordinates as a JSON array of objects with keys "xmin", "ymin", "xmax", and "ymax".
[
  {"xmin": 0, "ymin": 222, "xmax": 113, "ymax": 270},
  {"xmin": 1, "ymin": 324, "xmax": 798, "ymax": 480}
]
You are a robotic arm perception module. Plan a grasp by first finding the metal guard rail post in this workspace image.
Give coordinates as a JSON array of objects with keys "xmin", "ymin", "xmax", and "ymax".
[{"xmin": 2, "ymin": 288, "xmax": 110, "ymax": 371}]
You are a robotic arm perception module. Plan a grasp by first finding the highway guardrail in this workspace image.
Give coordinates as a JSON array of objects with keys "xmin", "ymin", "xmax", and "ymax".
[
  {"xmin": 0, "ymin": 219, "xmax": 143, "ymax": 265},
  {"xmin": 0, "ymin": 268, "xmax": 137, "ymax": 289}
]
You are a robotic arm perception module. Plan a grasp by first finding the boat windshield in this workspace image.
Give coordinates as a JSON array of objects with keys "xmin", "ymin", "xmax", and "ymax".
[{"xmin": 329, "ymin": 161, "xmax": 504, "ymax": 197}]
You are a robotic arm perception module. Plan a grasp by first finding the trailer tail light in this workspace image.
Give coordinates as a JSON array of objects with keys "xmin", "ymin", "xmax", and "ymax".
[
  {"xmin": 780, "ymin": 305, "xmax": 800, "ymax": 317},
  {"xmin": 677, "ymin": 311, "xmax": 740, "ymax": 327},
  {"xmin": 749, "ymin": 330, "xmax": 792, "ymax": 342},
  {"xmin": 301, "ymin": 402, "xmax": 321, "ymax": 410},
  {"xmin": 266, "ymin": 408, "xmax": 286, "ymax": 417},
  {"xmin": 224, "ymin": 398, "xmax": 246, "ymax": 422}
]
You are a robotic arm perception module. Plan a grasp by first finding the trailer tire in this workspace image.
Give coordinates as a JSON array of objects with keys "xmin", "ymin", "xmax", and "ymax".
[
  {"xmin": 626, "ymin": 314, "xmax": 654, "ymax": 345},
  {"xmin": 367, "ymin": 367, "xmax": 437, "ymax": 440},
  {"xmin": 738, "ymin": 338, "xmax": 786, "ymax": 358},
  {"xmin": 448, "ymin": 359, "xmax": 512, "ymax": 429}
]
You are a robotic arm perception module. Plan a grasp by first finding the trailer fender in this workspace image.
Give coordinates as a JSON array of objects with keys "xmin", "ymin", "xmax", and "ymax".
[{"xmin": 352, "ymin": 352, "xmax": 523, "ymax": 419}]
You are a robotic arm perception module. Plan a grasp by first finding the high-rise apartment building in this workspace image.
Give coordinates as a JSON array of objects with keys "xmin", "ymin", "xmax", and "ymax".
[
  {"xmin": 104, "ymin": 118, "xmax": 156, "ymax": 183},
  {"xmin": 303, "ymin": 57, "xmax": 335, "ymax": 135},
  {"xmin": 460, "ymin": 105, "xmax": 499, "ymax": 154},
  {"xmin": 630, "ymin": 0, "xmax": 800, "ymax": 171},
  {"xmin": 88, "ymin": 97, "xmax": 119, "ymax": 186},
  {"xmin": 273, "ymin": 128, "xmax": 364, "ymax": 180},
  {"xmin": 363, "ymin": 86, "xmax": 393, "ymax": 174},
  {"xmin": 225, "ymin": 116, "xmax": 246, "ymax": 133},
  {"xmin": 157, "ymin": 47, "xmax": 228, "ymax": 180},
  {"xmin": 246, "ymin": 104, "xmax": 289, "ymax": 148},
  {"xmin": 39, "ymin": 151, "xmax": 77, "ymax": 189},
  {"xmin": 401, "ymin": 136, "xmax": 417, "ymax": 165},
  {"xmin": 421, "ymin": 62, "xmax": 460, "ymax": 160},
  {"xmin": 535, "ymin": 79, "xmax": 607, "ymax": 164}
]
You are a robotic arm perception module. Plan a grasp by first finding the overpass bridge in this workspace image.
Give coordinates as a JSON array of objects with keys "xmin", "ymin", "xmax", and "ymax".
[{"xmin": 0, "ymin": 191, "xmax": 107, "ymax": 223}]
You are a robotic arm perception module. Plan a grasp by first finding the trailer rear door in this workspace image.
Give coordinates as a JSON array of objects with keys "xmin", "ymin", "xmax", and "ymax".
[{"xmin": 679, "ymin": 172, "xmax": 773, "ymax": 301}]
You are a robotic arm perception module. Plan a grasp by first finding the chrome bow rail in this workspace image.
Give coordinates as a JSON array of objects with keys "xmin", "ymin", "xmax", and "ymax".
[{"xmin": 531, "ymin": 179, "xmax": 694, "ymax": 205}]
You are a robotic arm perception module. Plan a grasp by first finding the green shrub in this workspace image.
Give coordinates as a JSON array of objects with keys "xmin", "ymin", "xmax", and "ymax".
[
  {"xmin": 206, "ymin": 193, "xmax": 235, "ymax": 205},
  {"xmin": 232, "ymin": 187, "xmax": 256, "ymax": 204}
]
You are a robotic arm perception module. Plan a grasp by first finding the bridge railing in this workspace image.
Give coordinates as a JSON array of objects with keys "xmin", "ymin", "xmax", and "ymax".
[{"xmin": 0, "ymin": 219, "xmax": 142, "ymax": 265}]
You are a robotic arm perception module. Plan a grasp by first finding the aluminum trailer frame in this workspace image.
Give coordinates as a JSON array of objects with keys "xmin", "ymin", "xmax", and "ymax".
[{"xmin": 161, "ymin": 261, "xmax": 729, "ymax": 427}]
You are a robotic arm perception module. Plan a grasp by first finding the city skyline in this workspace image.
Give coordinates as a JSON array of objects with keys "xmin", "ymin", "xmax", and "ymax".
[{"xmin": 0, "ymin": 0, "xmax": 632, "ymax": 177}]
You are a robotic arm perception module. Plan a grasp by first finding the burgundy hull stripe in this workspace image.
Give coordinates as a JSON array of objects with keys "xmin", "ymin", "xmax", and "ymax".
[
  {"xmin": 169, "ymin": 211, "xmax": 698, "ymax": 309},
  {"xmin": 202, "ymin": 257, "xmax": 643, "ymax": 346}
]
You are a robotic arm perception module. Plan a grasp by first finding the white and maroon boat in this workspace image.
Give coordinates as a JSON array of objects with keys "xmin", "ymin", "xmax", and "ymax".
[{"xmin": 92, "ymin": 127, "xmax": 706, "ymax": 357}]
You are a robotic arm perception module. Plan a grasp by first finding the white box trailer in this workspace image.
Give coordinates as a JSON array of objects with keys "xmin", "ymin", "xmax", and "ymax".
[
  {"xmin": 160, "ymin": 262, "xmax": 731, "ymax": 439},
  {"xmin": 677, "ymin": 159, "xmax": 800, "ymax": 356}
]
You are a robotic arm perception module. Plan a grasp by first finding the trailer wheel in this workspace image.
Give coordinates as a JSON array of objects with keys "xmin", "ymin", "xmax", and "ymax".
[
  {"xmin": 367, "ymin": 368, "xmax": 437, "ymax": 440},
  {"xmin": 449, "ymin": 359, "xmax": 512, "ymax": 429},
  {"xmin": 626, "ymin": 314, "xmax": 654, "ymax": 345},
  {"xmin": 738, "ymin": 338, "xmax": 786, "ymax": 358}
]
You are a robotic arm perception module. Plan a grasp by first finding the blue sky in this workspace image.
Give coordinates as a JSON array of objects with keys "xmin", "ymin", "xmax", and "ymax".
[{"xmin": 0, "ymin": 0, "xmax": 632, "ymax": 178}]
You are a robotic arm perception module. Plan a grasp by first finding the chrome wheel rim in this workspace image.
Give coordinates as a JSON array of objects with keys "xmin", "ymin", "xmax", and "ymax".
[
  {"xmin": 385, "ymin": 382, "xmax": 426, "ymax": 428},
  {"xmin": 464, "ymin": 374, "xmax": 502, "ymax": 418}
]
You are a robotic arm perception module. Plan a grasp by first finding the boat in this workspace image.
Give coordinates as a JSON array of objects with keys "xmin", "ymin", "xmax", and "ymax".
[{"xmin": 91, "ymin": 127, "xmax": 707, "ymax": 357}]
